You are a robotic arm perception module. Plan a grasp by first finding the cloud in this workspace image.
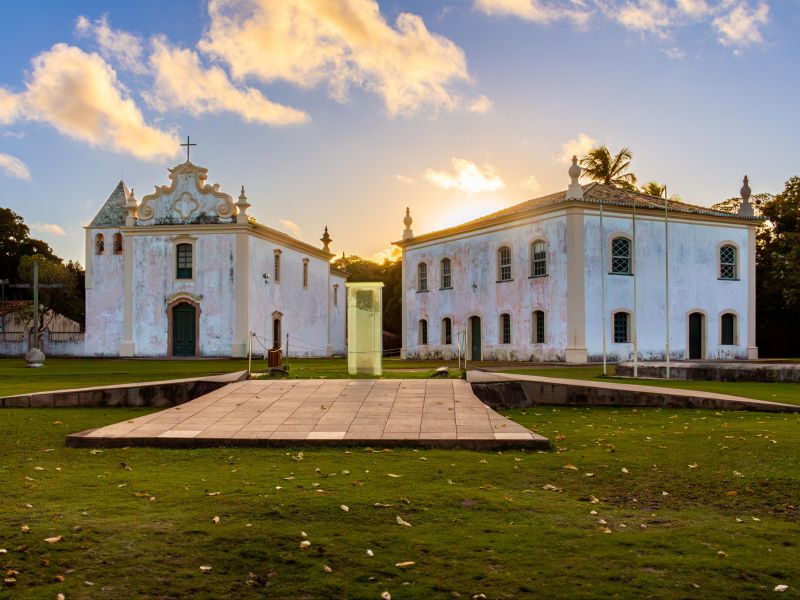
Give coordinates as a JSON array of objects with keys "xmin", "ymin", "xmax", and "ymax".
[
  {"xmin": 394, "ymin": 174, "xmax": 416, "ymax": 184},
  {"xmin": 713, "ymin": 2, "xmax": 769, "ymax": 48},
  {"xmin": 373, "ymin": 245, "xmax": 402, "ymax": 262},
  {"xmin": 0, "ymin": 88, "xmax": 20, "ymax": 124},
  {"xmin": 676, "ymin": 0, "xmax": 711, "ymax": 18},
  {"xmin": 8, "ymin": 44, "xmax": 177, "ymax": 161},
  {"xmin": 145, "ymin": 37, "xmax": 309, "ymax": 126},
  {"xmin": 467, "ymin": 94, "xmax": 494, "ymax": 114},
  {"xmin": 0, "ymin": 153, "xmax": 31, "ymax": 180},
  {"xmin": 520, "ymin": 174, "xmax": 541, "ymax": 194},
  {"xmin": 198, "ymin": 0, "xmax": 471, "ymax": 116},
  {"xmin": 557, "ymin": 133, "xmax": 597, "ymax": 163},
  {"xmin": 662, "ymin": 46, "xmax": 686, "ymax": 59},
  {"xmin": 277, "ymin": 218, "xmax": 303, "ymax": 238},
  {"xmin": 473, "ymin": 0, "xmax": 590, "ymax": 26},
  {"xmin": 30, "ymin": 222, "xmax": 66, "ymax": 235},
  {"xmin": 75, "ymin": 15, "xmax": 147, "ymax": 74},
  {"xmin": 425, "ymin": 158, "xmax": 505, "ymax": 195},
  {"xmin": 614, "ymin": 0, "xmax": 671, "ymax": 35}
]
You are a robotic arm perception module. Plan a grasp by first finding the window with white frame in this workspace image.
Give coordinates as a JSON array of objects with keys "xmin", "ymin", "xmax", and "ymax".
[
  {"xmin": 440, "ymin": 257, "xmax": 452, "ymax": 289},
  {"xmin": 531, "ymin": 240, "xmax": 547, "ymax": 277},
  {"xmin": 611, "ymin": 237, "xmax": 632, "ymax": 274},
  {"xmin": 417, "ymin": 262, "xmax": 428, "ymax": 292},
  {"xmin": 533, "ymin": 310, "xmax": 545, "ymax": 344},
  {"xmin": 500, "ymin": 313, "xmax": 512, "ymax": 344},
  {"xmin": 419, "ymin": 319, "xmax": 428, "ymax": 345},
  {"xmin": 719, "ymin": 245, "xmax": 737, "ymax": 280},
  {"xmin": 176, "ymin": 243, "xmax": 193, "ymax": 279},
  {"xmin": 498, "ymin": 246, "xmax": 512, "ymax": 281},
  {"xmin": 613, "ymin": 311, "xmax": 630, "ymax": 343},
  {"xmin": 442, "ymin": 317, "xmax": 452, "ymax": 345},
  {"xmin": 721, "ymin": 312, "xmax": 736, "ymax": 345}
]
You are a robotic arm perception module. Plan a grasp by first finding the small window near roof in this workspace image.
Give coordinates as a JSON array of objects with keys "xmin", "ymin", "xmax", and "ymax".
[
  {"xmin": 95, "ymin": 233, "xmax": 104, "ymax": 255},
  {"xmin": 611, "ymin": 237, "xmax": 632, "ymax": 274},
  {"xmin": 613, "ymin": 311, "xmax": 630, "ymax": 343},
  {"xmin": 720, "ymin": 245, "xmax": 737, "ymax": 280},
  {"xmin": 498, "ymin": 246, "xmax": 512, "ymax": 281},
  {"xmin": 113, "ymin": 233, "xmax": 123, "ymax": 255},
  {"xmin": 440, "ymin": 258, "xmax": 452, "ymax": 289},
  {"xmin": 721, "ymin": 313, "xmax": 736, "ymax": 345},
  {"xmin": 531, "ymin": 241, "xmax": 547, "ymax": 277}
]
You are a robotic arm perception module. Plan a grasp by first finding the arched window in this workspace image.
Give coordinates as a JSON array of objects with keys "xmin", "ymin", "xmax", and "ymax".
[
  {"xmin": 500, "ymin": 313, "xmax": 511, "ymax": 344},
  {"xmin": 441, "ymin": 317, "xmax": 452, "ymax": 345},
  {"xmin": 721, "ymin": 312, "xmax": 737, "ymax": 345},
  {"xmin": 273, "ymin": 249, "xmax": 281, "ymax": 283},
  {"xmin": 176, "ymin": 243, "xmax": 192, "ymax": 279},
  {"xmin": 531, "ymin": 240, "xmax": 547, "ymax": 277},
  {"xmin": 419, "ymin": 319, "xmax": 428, "ymax": 345},
  {"xmin": 440, "ymin": 257, "xmax": 452, "ymax": 289},
  {"xmin": 497, "ymin": 246, "xmax": 512, "ymax": 281},
  {"xmin": 719, "ymin": 245, "xmax": 737, "ymax": 280},
  {"xmin": 113, "ymin": 233, "xmax": 123, "ymax": 255},
  {"xmin": 417, "ymin": 262, "xmax": 428, "ymax": 292},
  {"xmin": 532, "ymin": 310, "xmax": 545, "ymax": 344},
  {"xmin": 613, "ymin": 311, "xmax": 630, "ymax": 343},
  {"xmin": 611, "ymin": 237, "xmax": 632, "ymax": 274},
  {"xmin": 302, "ymin": 259, "xmax": 309, "ymax": 289},
  {"xmin": 95, "ymin": 233, "xmax": 104, "ymax": 255}
]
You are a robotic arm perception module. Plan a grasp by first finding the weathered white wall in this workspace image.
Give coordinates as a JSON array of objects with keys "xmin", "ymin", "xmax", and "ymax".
[
  {"xmin": 330, "ymin": 273, "xmax": 347, "ymax": 354},
  {"xmin": 85, "ymin": 227, "xmax": 125, "ymax": 356},
  {"xmin": 583, "ymin": 213, "xmax": 751, "ymax": 361},
  {"xmin": 131, "ymin": 233, "xmax": 237, "ymax": 356},
  {"xmin": 403, "ymin": 214, "xmax": 569, "ymax": 360}
]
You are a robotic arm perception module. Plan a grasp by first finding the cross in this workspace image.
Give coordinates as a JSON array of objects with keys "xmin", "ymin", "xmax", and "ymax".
[
  {"xmin": 9, "ymin": 258, "xmax": 64, "ymax": 350},
  {"xmin": 180, "ymin": 136, "xmax": 197, "ymax": 162}
]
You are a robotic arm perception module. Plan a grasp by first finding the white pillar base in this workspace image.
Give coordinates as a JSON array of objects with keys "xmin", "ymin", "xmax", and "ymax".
[
  {"xmin": 747, "ymin": 346, "xmax": 759, "ymax": 360},
  {"xmin": 565, "ymin": 347, "xmax": 588, "ymax": 364},
  {"xmin": 119, "ymin": 341, "xmax": 135, "ymax": 357}
]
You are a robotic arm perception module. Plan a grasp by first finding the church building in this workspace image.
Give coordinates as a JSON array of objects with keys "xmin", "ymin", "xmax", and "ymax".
[
  {"xmin": 396, "ymin": 159, "xmax": 761, "ymax": 363},
  {"xmin": 84, "ymin": 150, "xmax": 346, "ymax": 358}
]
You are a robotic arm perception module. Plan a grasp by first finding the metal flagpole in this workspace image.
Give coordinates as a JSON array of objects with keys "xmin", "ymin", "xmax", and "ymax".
[
  {"xmin": 664, "ymin": 186, "xmax": 671, "ymax": 379},
  {"xmin": 600, "ymin": 200, "xmax": 607, "ymax": 376},
  {"xmin": 632, "ymin": 195, "xmax": 638, "ymax": 378},
  {"xmin": 32, "ymin": 258, "xmax": 39, "ymax": 350}
]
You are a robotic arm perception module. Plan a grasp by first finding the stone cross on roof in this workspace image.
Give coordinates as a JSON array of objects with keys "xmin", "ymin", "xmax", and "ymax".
[{"xmin": 180, "ymin": 136, "xmax": 197, "ymax": 162}]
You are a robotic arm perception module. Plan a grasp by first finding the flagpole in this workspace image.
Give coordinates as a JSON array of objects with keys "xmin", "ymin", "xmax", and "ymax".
[
  {"xmin": 664, "ymin": 186, "xmax": 670, "ymax": 379},
  {"xmin": 632, "ymin": 194, "xmax": 638, "ymax": 378},
  {"xmin": 600, "ymin": 200, "xmax": 607, "ymax": 376}
]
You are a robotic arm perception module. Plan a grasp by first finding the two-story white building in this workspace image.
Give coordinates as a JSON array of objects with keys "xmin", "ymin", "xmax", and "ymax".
[
  {"xmin": 84, "ymin": 158, "xmax": 346, "ymax": 358},
  {"xmin": 396, "ymin": 159, "xmax": 761, "ymax": 363}
]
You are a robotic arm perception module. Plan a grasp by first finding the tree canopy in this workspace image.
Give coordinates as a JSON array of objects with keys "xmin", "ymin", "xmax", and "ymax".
[{"xmin": 579, "ymin": 146, "xmax": 637, "ymax": 190}]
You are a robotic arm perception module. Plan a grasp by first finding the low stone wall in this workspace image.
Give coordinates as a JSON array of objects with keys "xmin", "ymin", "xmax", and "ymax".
[
  {"xmin": 616, "ymin": 361, "xmax": 800, "ymax": 383},
  {"xmin": 0, "ymin": 371, "xmax": 248, "ymax": 408}
]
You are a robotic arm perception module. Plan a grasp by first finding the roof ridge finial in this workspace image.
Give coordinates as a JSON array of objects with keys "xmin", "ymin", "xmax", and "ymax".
[
  {"xmin": 738, "ymin": 174, "xmax": 754, "ymax": 217},
  {"xmin": 403, "ymin": 207, "xmax": 414, "ymax": 241},
  {"xmin": 566, "ymin": 155, "xmax": 583, "ymax": 200},
  {"xmin": 321, "ymin": 226, "xmax": 332, "ymax": 253}
]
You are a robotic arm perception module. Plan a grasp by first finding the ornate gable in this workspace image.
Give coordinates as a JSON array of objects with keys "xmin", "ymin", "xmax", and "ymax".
[{"xmin": 137, "ymin": 162, "xmax": 235, "ymax": 225}]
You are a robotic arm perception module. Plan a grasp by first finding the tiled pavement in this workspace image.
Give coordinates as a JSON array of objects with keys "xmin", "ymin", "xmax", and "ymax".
[{"xmin": 67, "ymin": 379, "xmax": 549, "ymax": 449}]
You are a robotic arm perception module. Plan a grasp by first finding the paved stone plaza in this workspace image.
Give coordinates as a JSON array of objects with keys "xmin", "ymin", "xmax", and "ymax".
[{"xmin": 67, "ymin": 378, "xmax": 549, "ymax": 449}]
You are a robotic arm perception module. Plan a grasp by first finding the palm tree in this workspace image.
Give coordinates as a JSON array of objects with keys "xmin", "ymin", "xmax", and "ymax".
[
  {"xmin": 640, "ymin": 181, "xmax": 666, "ymax": 197},
  {"xmin": 579, "ymin": 146, "xmax": 637, "ymax": 190}
]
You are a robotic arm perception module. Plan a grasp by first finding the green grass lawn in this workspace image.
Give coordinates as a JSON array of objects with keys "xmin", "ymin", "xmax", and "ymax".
[
  {"xmin": 0, "ymin": 407, "xmax": 798, "ymax": 598},
  {"xmin": 504, "ymin": 366, "xmax": 800, "ymax": 406}
]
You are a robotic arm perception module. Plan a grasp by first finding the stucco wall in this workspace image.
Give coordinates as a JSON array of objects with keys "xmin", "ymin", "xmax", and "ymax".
[
  {"xmin": 402, "ymin": 214, "xmax": 569, "ymax": 361},
  {"xmin": 583, "ymin": 213, "xmax": 751, "ymax": 361},
  {"xmin": 85, "ymin": 227, "xmax": 125, "ymax": 356},
  {"xmin": 131, "ymin": 232, "xmax": 237, "ymax": 356},
  {"xmin": 330, "ymin": 273, "xmax": 347, "ymax": 354}
]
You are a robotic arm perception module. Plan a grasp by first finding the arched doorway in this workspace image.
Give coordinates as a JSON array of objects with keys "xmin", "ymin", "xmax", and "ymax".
[
  {"xmin": 272, "ymin": 317, "xmax": 282, "ymax": 350},
  {"xmin": 172, "ymin": 302, "xmax": 197, "ymax": 357},
  {"xmin": 688, "ymin": 312, "xmax": 704, "ymax": 359},
  {"xmin": 468, "ymin": 316, "xmax": 482, "ymax": 361}
]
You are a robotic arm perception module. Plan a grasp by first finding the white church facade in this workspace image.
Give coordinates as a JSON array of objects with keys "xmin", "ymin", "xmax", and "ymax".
[
  {"xmin": 396, "ymin": 159, "xmax": 761, "ymax": 363},
  {"xmin": 83, "ymin": 158, "xmax": 346, "ymax": 358}
]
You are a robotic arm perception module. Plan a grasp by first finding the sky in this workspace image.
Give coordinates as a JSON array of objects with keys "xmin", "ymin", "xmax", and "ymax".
[{"xmin": 0, "ymin": 0, "xmax": 798, "ymax": 265}]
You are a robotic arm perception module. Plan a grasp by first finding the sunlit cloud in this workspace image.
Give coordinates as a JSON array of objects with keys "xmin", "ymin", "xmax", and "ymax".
[
  {"xmin": 713, "ymin": 2, "xmax": 769, "ymax": 49},
  {"xmin": 474, "ymin": 0, "xmax": 590, "ymax": 27},
  {"xmin": 145, "ymin": 37, "xmax": 309, "ymax": 126},
  {"xmin": 394, "ymin": 174, "xmax": 416, "ymax": 184},
  {"xmin": 9, "ymin": 44, "xmax": 177, "ymax": 161},
  {"xmin": 277, "ymin": 218, "xmax": 303, "ymax": 238},
  {"xmin": 614, "ymin": 0, "xmax": 671, "ymax": 36},
  {"xmin": 0, "ymin": 153, "xmax": 31, "ymax": 180},
  {"xmin": 520, "ymin": 174, "xmax": 541, "ymax": 195},
  {"xmin": 662, "ymin": 46, "xmax": 686, "ymax": 59},
  {"xmin": 0, "ymin": 88, "xmax": 21, "ymax": 124},
  {"xmin": 676, "ymin": 0, "xmax": 711, "ymax": 18},
  {"xmin": 75, "ymin": 15, "xmax": 147, "ymax": 74},
  {"xmin": 557, "ymin": 132, "xmax": 597, "ymax": 163},
  {"xmin": 373, "ymin": 245, "xmax": 402, "ymax": 262},
  {"xmin": 198, "ymin": 0, "xmax": 472, "ymax": 116},
  {"xmin": 467, "ymin": 94, "xmax": 494, "ymax": 114},
  {"xmin": 30, "ymin": 222, "xmax": 66, "ymax": 235},
  {"xmin": 425, "ymin": 158, "xmax": 505, "ymax": 195}
]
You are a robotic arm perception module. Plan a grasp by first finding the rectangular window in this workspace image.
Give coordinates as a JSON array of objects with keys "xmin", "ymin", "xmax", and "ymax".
[
  {"xmin": 442, "ymin": 318, "xmax": 452, "ymax": 345},
  {"xmin": 500, "ymin": 313, "xmax": 511, "ymax": 344},
  {"xmin": 533, "ymin": 310, "xmax": 545, "ymax": 344},
  {"xmin": 611, "ymin": 237, "xmax": 632, "ymax": 274},
  {"xmin": 441, "ymin": 258, "xmax": 452, "ymax": 289},
  {"xmin": 274, "ymin": 251, "xmax": 281, "ymax": 283},
  {"xmin": 303, "ymin": 260, "xmax": 309, "ymax": 289},
  {"xmin": 531, "ymin": 241, "xmax": 547, "ymax": 277},
  {"xmin": 417, "ymin": 263, "xmax": 428, "ymax": 292},
  {"xmin": 613, "ymin": 312, "xmax": 629, "ymax": 343},
  {"xmin": 334, "ymin": 284, "xmax": 339, "ymax": 307},
  {"xmin": 498, "ymin": 247, "xmax": 512, "ymax": 281},
  {"xmin": 721, "ymin": 313, "xmax": 735, "ymax": 345},
  {"xmin": 720, "ymin": 245, "xmax": 737, "ymax": 280},
  {"xmin": 176, "ymin": 243, "xmax": 192, "ymax": 279},
  {"xmin": 419, "ymin": 320, "xmax": 428, "ymax": 345}
]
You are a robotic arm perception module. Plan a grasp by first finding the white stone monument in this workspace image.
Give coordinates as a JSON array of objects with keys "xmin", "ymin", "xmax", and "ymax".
[{"xmin": 346, "ymin": 282, "xmax": 384, "ymax": 376}]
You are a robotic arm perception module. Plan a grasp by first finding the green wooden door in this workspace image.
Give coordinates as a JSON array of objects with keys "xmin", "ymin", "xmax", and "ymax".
[
  {"xmin": 173, "ymin": 303, "xmax": 196, "ymax": 356},
  {"xmin": 470, "ymin": 316, "xmax": 481, "ymax": 361},
  {"xmin": 689, "ymin": 313, "xmax": 703, "ymax": 359}
]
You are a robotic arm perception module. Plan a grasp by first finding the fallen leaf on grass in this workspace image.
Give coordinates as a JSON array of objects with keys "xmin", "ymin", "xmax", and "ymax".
[
  {"xmin": 323, "ymin": 565, "xmax": 333, "ymax": 573},
  {"xmin": 366, "ymin": 549, "xmax": 374, "ymax": 557},
  {"xmin": 374, "ymin": 503, "xmax": 392, "ymax": 508},
  {"xmin": 340, "ymin": 505, "xmax": 349, "ymax": 513},
  {"xmin": 199, "ymin": 565, "xmax": 213, "ymax": 573},
  {"xmin": 774, "ymin": 584, "xmax": 789, "ymax": 592},
  {"xmin": 396, "ymin": 516, "xmax": 412, "ymax": 527},
  {"xmin": 542, "ymin": 484, "xmax": 561, "ymax": 492},
  {"xmin": 206, "ymin": 491, "xmax": 222, "ymax": 496},
  {"xmin": 212, "ymin": 516, "xmax": 220, "ymax": 524},
  {"xmin": 395, "ymin": 561, "xmax": 415, "ymax": 568},
  {"xmin": 300, "ymin": 541, "xmax": 311, "ymax": 549},
  {"xmin": 20, "ymin": 526, "xmax": 29, "ymax": 533},
  {"xmin": 387, "ymin": 474, "xmax": 402, "ymax": 478},
  {"xmin": 563, "ymin": 464, "xmax": 578, "ymax": 471},
  {"xmin": 44, "ymin": 536, "xmax": 62, "ymax": 544},
  {"xmin": 717, "ymin": 551, "xmax": 727, "ymax": 558},
  {"xmin": 381, "ymin": 592, "xmax": 391, "ymax": 600},
  {"xmin": 621, "ymin": 467, "xmax": 629, "ymax": 474}
]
